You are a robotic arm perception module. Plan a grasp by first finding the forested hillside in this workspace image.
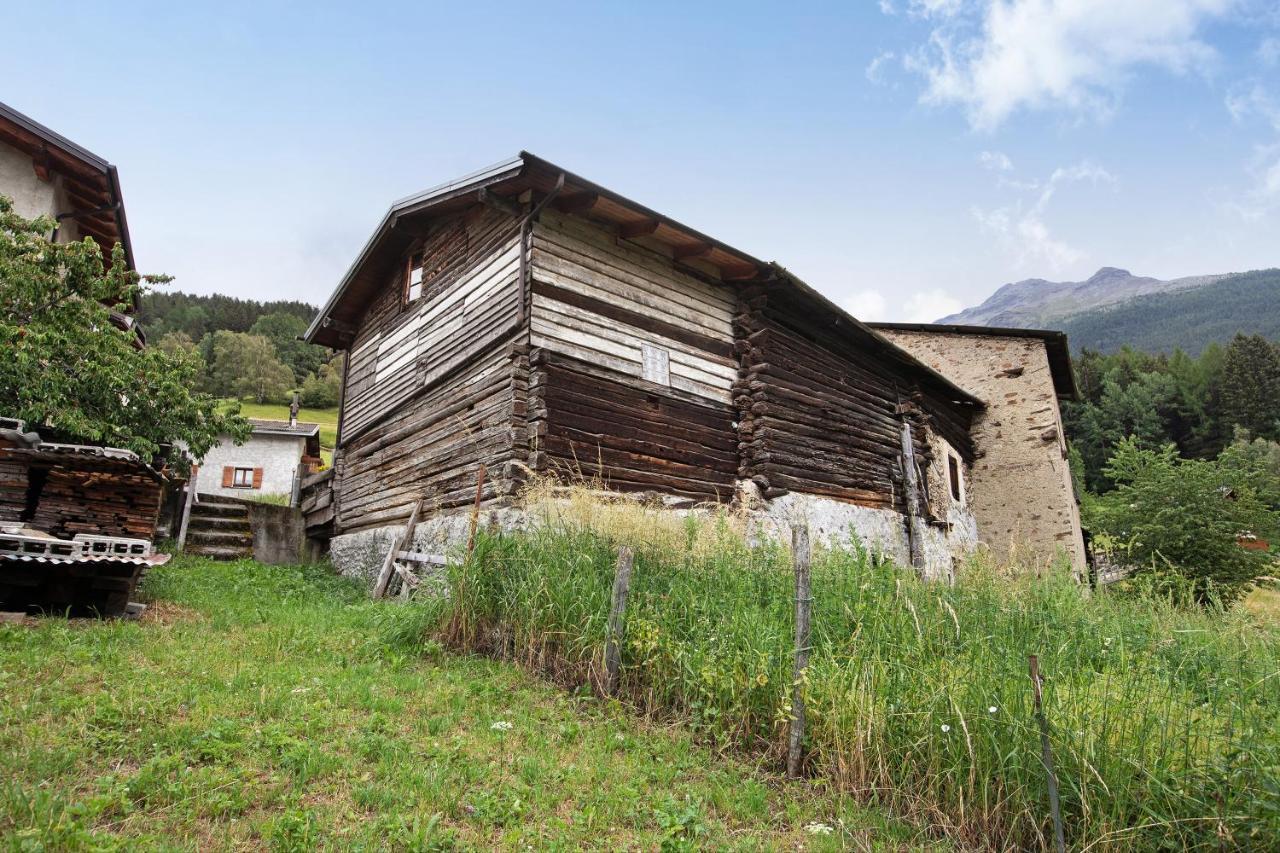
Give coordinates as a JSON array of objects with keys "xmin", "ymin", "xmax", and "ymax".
[
  {"xmin": 138, "ymin": 291, "xmax": 316, "ymax": 340},
  {"xmin": 139, "ymin": 291, "xmax": 341, "ymax": 409},
  {"xmin": 1060, "ymin": 269, "xmax": 1280, "ymax": 355}
]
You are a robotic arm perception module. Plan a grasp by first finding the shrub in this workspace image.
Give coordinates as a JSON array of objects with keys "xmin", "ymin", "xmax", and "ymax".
[{"xmin": 1090, "ymin": 438, "xmax": 1277, "ymax": 602}]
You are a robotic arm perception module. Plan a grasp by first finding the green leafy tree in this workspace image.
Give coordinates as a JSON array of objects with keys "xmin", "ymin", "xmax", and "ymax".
[
  {"xmin": 0, "ymin": 196, "xmax": 247, "ymax": 461},
  {"xmin": 1220, "ymin": 334, "xmax": 1280, "ymax": 441},
  {"xmin": 154, "ymin": 330, "xmax": 198, "ymax": 359},
  {"xmin": 205, "ymin": 330, "xmax": 296, "ymax": 404},
  {"xmin": 249, "ymin": 311, "xmax": 327, "ymax": 383},
  {"xmin": 1090, "ymin": 438, "xmax": 1276, "ymax": 603},
  {"xmin": 300, "ymin": 354, "xmax": 343, "ymax": 408}
]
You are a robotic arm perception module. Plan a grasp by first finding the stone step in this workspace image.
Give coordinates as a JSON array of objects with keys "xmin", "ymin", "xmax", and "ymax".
[
  {"xmin": 192, "ymin": 500, "xmax": 249, "ymax": 516},
  {"xmin": 187, "ymin": 545, "xmax": 253, "ymax": 561},
  {"xmin": 186, "ymin": 515, "xmax": 251, "ymax": 532},
  {"xmin": 186, "ymin": 528, "xmax": 253, "ymax": 546}
]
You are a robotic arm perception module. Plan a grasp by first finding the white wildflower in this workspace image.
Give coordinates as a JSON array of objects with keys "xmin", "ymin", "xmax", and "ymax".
[
  {"xmin": 490, "ymin": 721, "xmax": 513, "ymax": 731},
  {"xmin": 804, "ymin": 822, "xmax": 834, "ymax": 835},
  {"xmin": 940, "ymin": 724, "xmax": 951, "ymax": 733},
  {"xmin": 988, "ymin": 706, "xmax": 998, "ymax": 714}
]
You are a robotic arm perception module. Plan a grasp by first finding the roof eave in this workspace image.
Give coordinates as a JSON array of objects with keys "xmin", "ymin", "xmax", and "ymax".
[
  {"xmin": 867, "ymin": 321, "xmax": 1079, "ymax": 400},
  {"xmin": 304, "ymin": 155, "xmax": 527, "ymax": 345}
]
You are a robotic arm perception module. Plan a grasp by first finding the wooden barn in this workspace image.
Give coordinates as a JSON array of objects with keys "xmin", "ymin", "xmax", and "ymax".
[{"xmin": 306, "ymin": 154, "xmax": 996, "ymax": 581}]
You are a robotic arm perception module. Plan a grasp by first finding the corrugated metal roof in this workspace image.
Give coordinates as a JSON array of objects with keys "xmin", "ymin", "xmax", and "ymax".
[{"xmin": 0, "ymin": 552, "xmax": 170, "ymax": 567}]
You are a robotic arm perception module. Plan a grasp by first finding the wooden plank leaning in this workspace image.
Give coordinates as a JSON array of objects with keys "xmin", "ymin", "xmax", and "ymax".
[{"xmin": 373, "ymin": 498, "xmax": 422, "ymax": 599}]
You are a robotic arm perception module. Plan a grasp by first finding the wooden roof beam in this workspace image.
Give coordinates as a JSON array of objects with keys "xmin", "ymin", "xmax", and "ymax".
[
  {"xmin": 555, "ymin": 192, "xmax": 599, "ymax": 215},
  {"xmin": 618, "ymin": 219, "xmax": 659, "ymax": 239},
  {"xmin": 672, "ymin": 242, "xmax": 713, "ymax": 260},
  {"xmin": 721, "ymin": 262, "xmax": 759, "ymax": 281},
  {"xmin": 477, "ymin": 187, "xmax": 522, "ymax": 218}
]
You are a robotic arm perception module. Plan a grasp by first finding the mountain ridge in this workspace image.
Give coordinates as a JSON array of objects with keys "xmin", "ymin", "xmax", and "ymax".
[{"xmin": 939, "ymin": 267, "xmax": 1232, "ymax": 328}]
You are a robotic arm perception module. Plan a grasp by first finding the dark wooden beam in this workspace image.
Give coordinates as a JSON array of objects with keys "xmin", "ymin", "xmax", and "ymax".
[
  {"xmin": 721, "ymin": 262, "xmax": 759, "ymax": 281},
  {"xmin": 477, "ymin": 187, "xmax": 522, "ymax": 218},
  {"xmin": 673, "ymin": 242, "xmax": 713, "ymax": 260},
  {"xmin": 555, "ymin": 192, "xmax": 598, "ymax": 215},
  {"xmin": 618, "ymin": 219, "xmax": 659, "ymax": 239}
]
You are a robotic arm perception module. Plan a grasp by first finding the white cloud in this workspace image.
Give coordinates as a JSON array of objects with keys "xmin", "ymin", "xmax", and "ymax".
[
  {"xmin": 842, "ymin": 289, "xmax": 889, "ymax": 321},
  {"xmin": 979, "ymin": 149, "xmax": 1013, "ymax": 171},
  {"xmin": 879, "ymin": 0, "xmax": 897, "ymax": 14},
  {"xmin": 866, "ymin": 51, "xmax": 896, "ymax": 84},
  {"xmin": 1259, "ymin": 37, "xmax": 1280, "ymax": 67},
  {"xmin": 1224, "ymin": 82, "xmax": 1280, "ymax": 215},
  {"xmin": 902, "ymin": 0, "xmax": 1235, "ymax": 130},
  {"xmin": 903, "ymin": 288, "xmax": 964, "ymax": 322},
  {"xmin": 972, "ymin": 159, "xmax": 1114, "ymax": 271}
]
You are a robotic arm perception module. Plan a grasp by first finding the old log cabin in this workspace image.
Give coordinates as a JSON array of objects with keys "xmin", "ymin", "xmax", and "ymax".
[{"xmin": 306, "ymin": 153, "xmax": 1083, "ymax": 582}]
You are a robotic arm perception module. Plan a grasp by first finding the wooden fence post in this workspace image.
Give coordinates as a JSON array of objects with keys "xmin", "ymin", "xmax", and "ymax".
[
  {"xmin": 603, "ymin": 546, "xmax": 634, "ymax": 696},
  {"xmin": 1029, "ymin": 654, "xmax": 1066, "ymax": 853},
  {"xmin": 175, "ymin": 466, "xmax": 198, "ymax": 553},
  {"xmin": 787, "ymin": 523, "xmax": 812, "ymax": 779},
  {"xmin": 897, "ymin": 416, "xmax": 925, "ymax": 575}
]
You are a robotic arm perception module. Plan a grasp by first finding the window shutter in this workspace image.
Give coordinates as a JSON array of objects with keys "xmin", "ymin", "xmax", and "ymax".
[
  {"xmin": 221, "ymin": 466, "xmax": 234, "ymax": 488},
  {"xmin": 252, "ymin": 468, "xmax": 264, "ymax": 489}
]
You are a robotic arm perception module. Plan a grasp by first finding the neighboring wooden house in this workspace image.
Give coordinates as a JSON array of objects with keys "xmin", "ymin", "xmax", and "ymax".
[
  {"xmin": 192, "ymin": 418, "xmax": 322, "ymax": 505},
  {"xmin": 306, "ymin": 153, "xmax": 1014, "ymax": 581}
]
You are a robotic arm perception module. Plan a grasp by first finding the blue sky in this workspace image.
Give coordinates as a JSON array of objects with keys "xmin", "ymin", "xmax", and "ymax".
[{"xmin": 4, "ymin": 1, "xmax": 1279, "ymax": 321}]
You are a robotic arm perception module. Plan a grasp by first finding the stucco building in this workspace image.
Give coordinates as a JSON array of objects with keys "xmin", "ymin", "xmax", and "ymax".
[
  {"xmin": 0, "ymin": 101, "xmax": 133, "ymax": 266},
  {"xmin": 193, "ymin": 419, "xmax": 322, "ymax": 505}
]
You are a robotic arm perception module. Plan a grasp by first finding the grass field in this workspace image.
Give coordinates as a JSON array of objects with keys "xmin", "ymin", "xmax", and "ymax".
[
  {"xmin": 219, "ymin": 400, "xmax": 339, "ymax": 466},
  {"xmin": 0, "ymin": 558, "xmax": 935, "ymax": 851}
]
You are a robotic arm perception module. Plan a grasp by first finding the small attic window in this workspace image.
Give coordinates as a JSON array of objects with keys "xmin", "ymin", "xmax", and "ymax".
[
  {"xmin": 948, "ymin": 454, "xmax": 962, "ymax": 502},
  {"xmin": 406, "ymin": 253, "xmax": 424, "ymax": 303}
]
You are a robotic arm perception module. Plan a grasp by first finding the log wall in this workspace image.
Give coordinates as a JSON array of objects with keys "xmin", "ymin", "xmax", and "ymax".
[
  {"xmin": 341, "ymin": 206, "xmax": 523, "ymax": 442},
  {"xmin": 735, "ymin": 286, "xmax": 976, "ymax": 511},
  {"xmin": 526, "ymin": 211, "xmax": 738, "ymax": 501}
]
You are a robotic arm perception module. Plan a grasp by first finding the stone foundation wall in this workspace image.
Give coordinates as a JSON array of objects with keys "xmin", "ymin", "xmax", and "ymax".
[{"xmin": 328, "ymin": 486, "xmax": 979, "ymax": 588}]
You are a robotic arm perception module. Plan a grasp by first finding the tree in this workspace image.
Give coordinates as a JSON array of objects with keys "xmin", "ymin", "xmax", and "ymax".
[
  {"xmin": 300, "ymin": 354, "xmax": 344, "ymax": 408},
  {"xmin": 155, "ymin": 330, "xmax": 198, "ymax": 359},
  {"xmin": 1220, "ymin": 334, "xmax": 1280, "ymax": 441},
  {"xmin": 0, "ymin": 195, "xmax": 247, "ymax": 462},
  {"xmin": 249, "ymin": 311, "xmax": 327, "ymax": 383},
  {"xmin": 1090, "ymin": 438, "xmax": 1276, "ymax": 603},
  {"xmin": 205, "ymin": 331, "xmax": 296, "ymax": 404}
]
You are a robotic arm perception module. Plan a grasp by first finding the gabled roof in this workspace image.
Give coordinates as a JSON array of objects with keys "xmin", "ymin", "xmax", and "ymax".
[
  {"xmin": 0, "ymin": 100, "xmax": 134, "ymax": 271},
  {"xmin": 867, "ymin": 322, "xmax": 1078, "ymax": 400},
  {"xmin": 247, "ymin": 419, "xmax": 321, "ymax": 438},
  {"xmin": 305, "ymin": 152, "xmax": 982, "ymax": 408}
]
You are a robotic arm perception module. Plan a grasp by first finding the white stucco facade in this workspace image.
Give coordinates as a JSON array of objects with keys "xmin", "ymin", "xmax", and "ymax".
[
  {"xmin": 0, "ymin": 142, "xmax": 80, "ymax": 242},
  {"xmin": 194, "ymin": 431, "xmax": 314, "ymax": 502}
]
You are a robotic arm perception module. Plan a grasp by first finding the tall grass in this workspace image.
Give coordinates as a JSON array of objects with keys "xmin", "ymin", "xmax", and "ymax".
[{"xmin": 438, "ymin": 489, "xmax": 1280, "ymax": 851}]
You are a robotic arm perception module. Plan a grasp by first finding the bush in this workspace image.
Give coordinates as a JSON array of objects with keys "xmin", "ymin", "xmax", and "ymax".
[{"xmin": 1090, "ymin": 438, "xmax": 1277, "ymax": 602}]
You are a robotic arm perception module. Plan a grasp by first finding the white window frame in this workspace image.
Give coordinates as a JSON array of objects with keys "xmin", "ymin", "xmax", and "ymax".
[{"xmin": 406, "ymin": 253, "xmax": 424, "ymax": 304}]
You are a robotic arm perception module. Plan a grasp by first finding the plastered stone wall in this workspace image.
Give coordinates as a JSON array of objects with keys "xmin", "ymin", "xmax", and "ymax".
[
  {"xmin": 329, "ymin": 486, "xmax": 978, "ymax": 589},
  {"xmin": 877, "ymin": 330, "xmax": 1086, "ymax": 573}
]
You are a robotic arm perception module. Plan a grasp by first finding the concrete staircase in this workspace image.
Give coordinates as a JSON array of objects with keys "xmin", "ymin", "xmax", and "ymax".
[{"xmin": 185, "ymin": 495, "xmax": 254, "ymax": 560}]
